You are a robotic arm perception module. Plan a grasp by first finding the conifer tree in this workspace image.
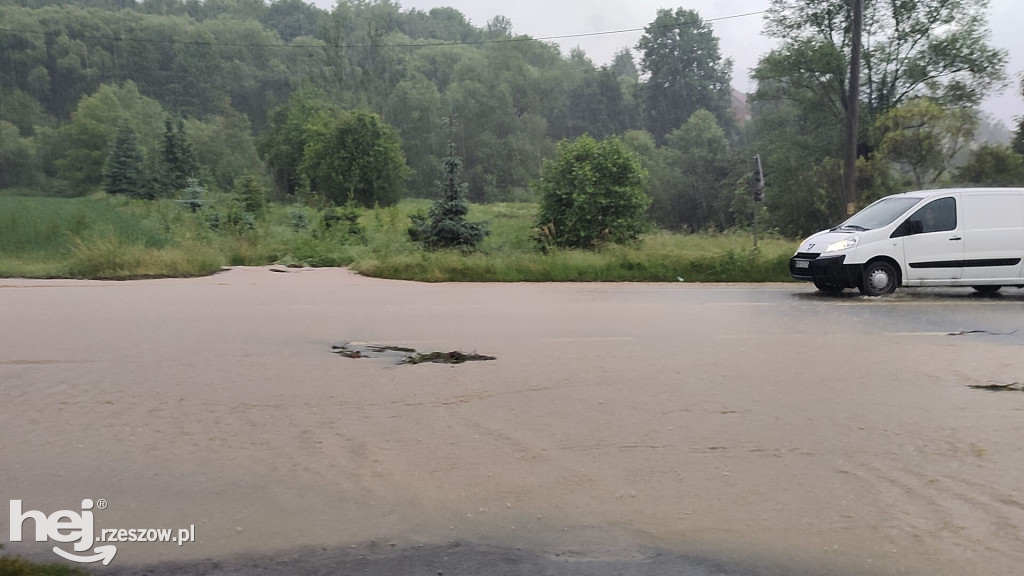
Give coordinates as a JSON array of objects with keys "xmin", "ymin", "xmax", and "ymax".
[
  {"xmin": 102, "ymin": 125, "xmax": 148, "ymax": 198},
  {"xmin": 409, "ymin": 126, "xmax": 487, "ymax": 250},
  {"xmin": 158, "ymin": 118, "xmax": 198, "ymax": 197}
]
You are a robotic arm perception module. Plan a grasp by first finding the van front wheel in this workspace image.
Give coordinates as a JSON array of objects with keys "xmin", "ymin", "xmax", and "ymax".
[{"xmin": 859, "ymin": 261, "xmax": 898, "ymax": 296}]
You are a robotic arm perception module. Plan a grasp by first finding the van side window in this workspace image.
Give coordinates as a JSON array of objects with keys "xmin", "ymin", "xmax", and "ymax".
[{"xmin": 907, "ymin": 197, "xmax": 956, "ymax": 234}]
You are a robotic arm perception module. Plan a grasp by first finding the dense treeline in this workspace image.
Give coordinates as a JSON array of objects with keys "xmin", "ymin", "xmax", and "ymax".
[{"xmin": 1, "ymin": 0, "xmax": 1022, "ymax": 237}]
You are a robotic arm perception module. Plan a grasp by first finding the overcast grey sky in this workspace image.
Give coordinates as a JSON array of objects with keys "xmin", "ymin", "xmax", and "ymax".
[{"xmin": 312, "ymin": 0, "xmax": 1023, "ymax": 128}]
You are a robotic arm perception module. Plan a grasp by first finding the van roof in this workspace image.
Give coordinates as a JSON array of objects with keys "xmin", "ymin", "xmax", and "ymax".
[{"xmin": 896, "ymin": 187, "xmax": 1024, "ymax": 199}]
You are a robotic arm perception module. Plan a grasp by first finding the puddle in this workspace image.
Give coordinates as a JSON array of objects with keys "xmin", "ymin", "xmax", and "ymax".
[{"xmin": 332, "ymin": 342, "xmax": 496, "ymax": 365}]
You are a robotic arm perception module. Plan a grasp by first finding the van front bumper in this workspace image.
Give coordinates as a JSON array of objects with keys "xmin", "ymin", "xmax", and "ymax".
[{"xmin": 790, "ymin": 254, "xmax": 861, "ymax": 287}]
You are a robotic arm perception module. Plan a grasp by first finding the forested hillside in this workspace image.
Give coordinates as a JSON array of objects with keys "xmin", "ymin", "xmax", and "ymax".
[{"xmin": 1, "ymin": 0, "xmax": 1021, "ymax": 236}]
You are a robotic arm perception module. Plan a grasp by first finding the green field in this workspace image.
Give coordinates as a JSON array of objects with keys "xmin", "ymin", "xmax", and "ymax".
[{"xmin": 0, "ymin": 194, "xmax": 798, "ymax": 283}]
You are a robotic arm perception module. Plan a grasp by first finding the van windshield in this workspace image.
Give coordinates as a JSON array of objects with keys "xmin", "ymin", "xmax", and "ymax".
[{"xmin": 835, "ymin": 196, "xmax": 924, "ymax": 231}]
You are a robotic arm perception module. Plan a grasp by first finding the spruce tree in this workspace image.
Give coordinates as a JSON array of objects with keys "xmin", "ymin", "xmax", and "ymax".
[
  {"xmin": 233, "ymin": 174, "xmax": 267, "ymax": 220},
  {"xmin": 409, "ymin": 133, "xmax": 487, "ymax": 250},
  {"xmin": 158, "ymin": 118, "xmax": 198, "ymax": 197},
  {"xmin": 178, "ymin": 176, "xmax": 205, "ymax": 212},
  {"xmin": 102, "ymin": 125, "xmax": 148, "ymax": 198}
]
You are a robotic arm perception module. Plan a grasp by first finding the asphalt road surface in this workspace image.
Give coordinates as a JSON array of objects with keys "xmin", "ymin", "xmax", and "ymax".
[{"xmin": 2, "ymin": 268, "xmax": 1023, "ymax": 576}]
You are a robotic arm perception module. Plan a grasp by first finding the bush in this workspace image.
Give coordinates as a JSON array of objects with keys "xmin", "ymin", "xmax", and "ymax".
[{"xmin": 536, "ymin": 134, "xmax": 650, "ymax": 249}]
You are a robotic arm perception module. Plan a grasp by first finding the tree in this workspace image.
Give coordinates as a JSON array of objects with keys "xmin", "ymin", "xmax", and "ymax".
[
  {"xmin": 184, "ymin": 103, "xmax": 262, "ymax": 194},
  {"xmin": 753, "ymin": 0, "xmax": 1006, "ymax": 229},
  {"xmin": 178, "ymin": 176, "xmax": 206, "ymax": 213},
  {"xmin": 485, "ymin": 15, "xmax": 513, "ymax": 38},
  {"xmin": 300, "ymin": 108, "xmax": 410, "ymax": 207},
  {"xmin": 54, "ymin": 82, "xmax": 165, "ymax": 195},
  {"xmin": 157, "ymin": 117, "xmax": 198, "ymax": 197},
  {"xmin": 444, "ymin": 39, "xmax": 564, "ymax": 201},
  {"xmin": 409, "ymin": 135, "xmax": 487, "ymax": 250},
  {"xmin": 552, "ymin": 67, "xmax": 633, "ymax": 141},
  {"xmin": 758, "ymin": 0, "xmax": 1006, "ymax": 118},
  {"xmin": 636, "ymin": 8, "xmax": 733, "ymax": 141},
  {"xmin": 744, "ymin": 94, "xmax": 848, "ymax": 236},
  {"xmin": 0, "ymin": 120, "xmax": 35, "ymax": 189},
  {"xmin": 233, "ymin": 174, "xmax": 267, "ymax": 220},
  {"xmin": 401, "ymin": 7, "xmax": 481, "ymax": 44},
  {"xmin": 263, "ymin": 0, "xmax": 327, "ymax": 42},
  {"xmin": 611, "ymin": 48, "xmax": 638, "ymax": 83},
  {"xmin": 653, "ymin": 110, "xmax": 733, "ymax": 231},
  {"xmin": 956, "ymin": 144, "xmax": 1024, "ymax": 187},
  {"xmin": 102, "ymin": 125, "xmax": 148, "ymax": 198},
  {"xmin": 261, "ymin": 86, "xmax": 335, "ymax": 197},
  {"xmin": 0, "ymin": 88, "xmax": 51, "ymax": 137},
  {"xmin": 873, "ymin": 98, "xmax": 977, "ymax": 188},
  {"xmin": 536, "ymin": 135, "xmax": 650, "ymax": 249},
  {"xmin": 385, "ymin": 73, "xmax": 443, "ymax": 197}
]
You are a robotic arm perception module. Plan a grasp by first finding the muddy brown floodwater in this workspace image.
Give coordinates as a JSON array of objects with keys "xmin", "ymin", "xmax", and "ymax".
[{"xmin": 2, "ymin": 267, "xmax": 1024, "ymax": 575}]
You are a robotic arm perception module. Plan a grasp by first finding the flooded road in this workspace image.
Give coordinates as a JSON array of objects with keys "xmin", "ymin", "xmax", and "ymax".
[{"xmin": 2, "ymin": 267, "xmax": 1024, "ymax": 575}]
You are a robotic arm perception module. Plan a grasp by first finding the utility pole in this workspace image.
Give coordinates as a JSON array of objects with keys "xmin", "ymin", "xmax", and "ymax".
[{"xmin": 845, "ymin": 0, "xmax": 864, "ymax": 216}]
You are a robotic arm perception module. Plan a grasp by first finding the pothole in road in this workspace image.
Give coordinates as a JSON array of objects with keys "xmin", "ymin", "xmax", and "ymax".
[{"xmin": 332, "ymin": 342, "xmax": 496, "ymax": 365}]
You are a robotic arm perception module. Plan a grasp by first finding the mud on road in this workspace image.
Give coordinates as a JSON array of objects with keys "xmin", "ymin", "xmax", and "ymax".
[{"xmin": 2, "ymin": 268, "xmax": 1024, "ymax": 576}]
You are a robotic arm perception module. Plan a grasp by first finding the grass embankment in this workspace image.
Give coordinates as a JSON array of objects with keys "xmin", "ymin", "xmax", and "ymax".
[
  {"xmin": 0, "ymin": 545, "xmax": 87, "ymax": 576},
  {"xmin": 0, "ymin": 193, "xmax": 797, "ymax": 282}
]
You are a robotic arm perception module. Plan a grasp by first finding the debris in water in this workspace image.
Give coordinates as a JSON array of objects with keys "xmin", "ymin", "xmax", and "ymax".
[
  {"xmin": 331, "ymin": 342, "xmax": 495, "ymax": 365},
  {"xmin": 947, "ymin": 329, "xmax": 1017, "ymax": 336},
  {"xmin": 967, "ymin": 381, "xmax": 1024, "ymax": 392},
  {"xmin": 404, "ymin": 351, "xmax": 496, "ymax": 365}
]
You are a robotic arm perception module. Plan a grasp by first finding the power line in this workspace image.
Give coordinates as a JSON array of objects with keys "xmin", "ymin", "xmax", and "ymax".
[{"xmin": 0, "ymin": 10, "xmax": 764, "ymax": 50}]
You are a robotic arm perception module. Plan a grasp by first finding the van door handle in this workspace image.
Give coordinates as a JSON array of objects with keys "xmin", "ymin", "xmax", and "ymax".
[{"xmin": 949, "ymin": 236, "xmax": 962, "ymax": 241}]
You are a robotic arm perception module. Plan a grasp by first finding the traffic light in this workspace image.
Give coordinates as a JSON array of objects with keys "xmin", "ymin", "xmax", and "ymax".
[{"xmin": 752, "ymin": 155, "xmax": 765, "ymax": 202}]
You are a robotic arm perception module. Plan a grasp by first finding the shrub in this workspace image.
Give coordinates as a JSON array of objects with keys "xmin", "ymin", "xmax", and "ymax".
[{"xmin": 536, "ymin": 134, "xmax": 650, "ymax": 249}]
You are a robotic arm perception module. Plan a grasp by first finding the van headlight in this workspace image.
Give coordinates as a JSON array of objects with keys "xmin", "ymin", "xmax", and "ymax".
[{"xmin": 825, "ymin": 236, "xmax": 858, "ymax": 253}]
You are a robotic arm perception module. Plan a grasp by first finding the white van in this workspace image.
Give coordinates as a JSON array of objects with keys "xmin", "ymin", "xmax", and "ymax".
[{"xmin": 789, "ymin": 188, "xmax": 1024, "ymax": 295}]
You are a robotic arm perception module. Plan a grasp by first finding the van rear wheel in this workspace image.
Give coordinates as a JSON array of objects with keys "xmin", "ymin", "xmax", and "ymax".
[
  {"xmin": 972, "ymin": 285, "xmax": 1001, "ymax": 294},
  {"xmin": 859, "ymin": 261, "xmax": 898, "ymax": 296}
]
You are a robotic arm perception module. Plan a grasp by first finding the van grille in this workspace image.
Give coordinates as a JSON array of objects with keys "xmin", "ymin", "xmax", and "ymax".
[{"xmin": 795, "ymin": 252, "xmax": 821, "ymax": 260}]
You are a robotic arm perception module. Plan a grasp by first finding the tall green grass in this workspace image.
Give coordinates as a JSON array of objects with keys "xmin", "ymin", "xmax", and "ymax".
[
  {"xmin": 352, "ymin": 233, "xmax": 794, "ymax": 282},
  {"xmin": 0, "ymin": 193, "xmax": 797, "ymax": 282},
  {"xmin": 0, "ymin": 195, "xmax": 223, "ymax": 278},
  {"xmin": 0, "ymin": 554, "xmax": 88, "ymax": 576}
]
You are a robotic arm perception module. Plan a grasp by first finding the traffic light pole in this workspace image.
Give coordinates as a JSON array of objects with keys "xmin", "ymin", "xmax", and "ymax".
[
  {"xmin": 752, "ymin": 155, "xmax": 764, "ymax": 250},
  {"xmin": 753, "ymin": 202, "xmax": 758, "ymax": 249}
]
